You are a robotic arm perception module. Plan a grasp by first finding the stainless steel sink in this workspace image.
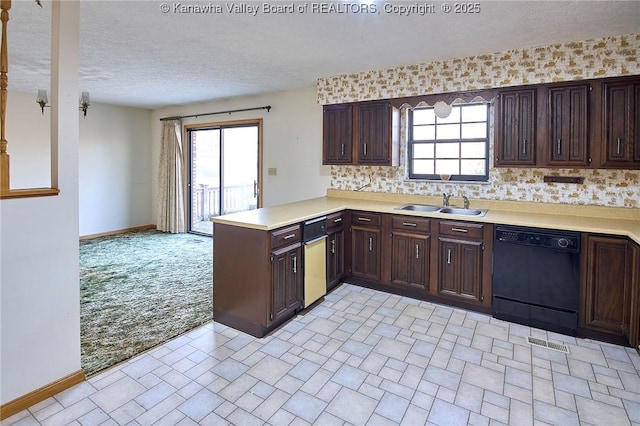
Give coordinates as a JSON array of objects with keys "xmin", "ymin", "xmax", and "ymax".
[
  {"xmin": 396, "ymin": 204, "xmax": 441, "ymax": 212},
  {"xmin": 395, "ymin": 204, "xmax": 488, "ymax": 217},
  {"xmin": 438, "ymin": 207, "xmax": 487, "ymax": 217}
]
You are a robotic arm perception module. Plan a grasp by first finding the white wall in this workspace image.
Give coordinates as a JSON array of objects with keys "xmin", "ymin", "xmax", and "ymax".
[
  {"xmin": 1, "ymin": 1, "xmax": 81, "ymax": 405},
  {"xmin": 78, "ymin": 103, "xmax": 153, "ymax": 236},
  {"xmin": 151, "ymin": 87, "xmax": 331, "ymax": 211},
  {"xmin": 5, "ymin": 91, "xmax": 154, "ymax": 236},
  {"xmin": 6, "ymin": 92, "xmax": 51, "ymax": 188}
]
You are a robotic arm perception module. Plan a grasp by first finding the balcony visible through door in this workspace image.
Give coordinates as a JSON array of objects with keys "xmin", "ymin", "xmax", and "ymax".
[{"xmin": 187, "ymin": 120, "xmax": 262, "ymax": 235}]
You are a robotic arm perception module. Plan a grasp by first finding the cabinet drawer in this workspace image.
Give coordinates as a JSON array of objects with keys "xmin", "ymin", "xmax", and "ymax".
[
  {"xmin": 439, "ymin": 221, "xmax": 484, "ymax": 239},
  {"xmin": 351, "ymin": 211, "xmax": 382, "ymax": 227},
  {"xmin": 271, "ymin": 224, "xmax": 301, "ymax": 249},
  {"xmin": 326, "ymin": 212, "xmax": 345, "ymax": 233},
  {"xmin": 392, "ymin": 215, "xmax": 431, "ymax": 233}
]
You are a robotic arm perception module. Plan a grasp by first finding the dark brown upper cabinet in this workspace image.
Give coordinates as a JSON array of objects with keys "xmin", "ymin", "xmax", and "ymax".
[
  {"xmin": 494, "ymin": 76, "xmax": 640, "ymax": 169},
  {"xmin": 322, "ymin": 100, "xmax": 399, "ymax": 166},
  {"xmin": 326, "ymin": 75, "xmax": 640, "ymax": 170},
  {"xmin": 544, "ymin": 83, "xmax": 591, "ymax": 167},
  {"xmin": 494, "ymin": 88, "xmax": 537, "ymax": 166},
  {"xmin": 356, "ymin": 101, "xmax": 400, "ymax": 165},
  {"xmin": 323, "ymin": 103, "xmax": 353, "ymax": 165},
  {"xmin": 598, "ymin": 80, "xmax": 640, "ymax": 168}
]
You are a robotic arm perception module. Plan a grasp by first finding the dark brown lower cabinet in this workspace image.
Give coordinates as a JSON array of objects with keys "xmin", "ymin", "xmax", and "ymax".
[
  {"xmin": 270, "ymin": 243, "xmax": 302, "ymax": 324},
  {"xmin": 213, "ymin": 222, "xmax": 303, "ymax": 338},
  {"xmin": 581, "ymin": 234, "xmax": 636, "ymax": 345},
  {"xmin": 327, "ymin": 230, "xmax": 345, "ymax": 291},
  {"xmin": 431, "ymin": 221, "xmax": 492, "ymax": 310},
  {"xmin": 437, "ymin": 238, "xmax": 483, "ymax": 301},
  {"xmin": 629, "ymin": 241, "xmax": 640, "ymax": 350},
  {"xmin": 390, "ymin": 232, "xmax": 430, "ymax": 291},
  {"xmin": 389, "ymin": 216, "xmax": 431, "ymax": 292},
  {"xmin": 351, "ymin": 226, "xmax": 382, "ymax": 282}
]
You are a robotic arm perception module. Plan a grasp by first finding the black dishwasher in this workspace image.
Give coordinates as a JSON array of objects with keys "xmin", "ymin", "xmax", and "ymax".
[{"xmin": 492, "ymin": 225, "xmax": 581, "ymax": 336}]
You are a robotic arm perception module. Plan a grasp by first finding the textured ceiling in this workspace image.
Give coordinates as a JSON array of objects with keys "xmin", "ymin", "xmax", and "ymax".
[{"xmin": 7, "ymin": 0, "xmax": 640, "ymax": 109}]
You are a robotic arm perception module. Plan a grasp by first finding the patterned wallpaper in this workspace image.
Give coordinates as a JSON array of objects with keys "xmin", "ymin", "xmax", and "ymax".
[{"xmin": 319, "ymin": 33, "xmax": 640, "ymax": 208}]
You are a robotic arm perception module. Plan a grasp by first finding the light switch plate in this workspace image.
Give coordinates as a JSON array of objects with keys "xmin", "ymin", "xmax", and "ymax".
[{"xmin": 268, "ymin": 168, "xmax": 277, "ymax": 176}]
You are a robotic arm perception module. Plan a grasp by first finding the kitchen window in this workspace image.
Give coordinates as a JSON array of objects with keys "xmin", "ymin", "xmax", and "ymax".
[{"xmin": 408, "ymin": 103, "xmax": 489, "ymax": 181}]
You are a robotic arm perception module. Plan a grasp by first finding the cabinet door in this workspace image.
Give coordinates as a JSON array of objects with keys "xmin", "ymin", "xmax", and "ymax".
[
  {"xmin": 581, "ymin": 235, "xmax": 631, "ymax": 336},
  {"xmin": 438, "ymin": 238, "xmax": 459, "ymax": 296},
  {"xmin": 601, "ymin": 82, "xmax": 640, "ymax": 167},
  {"xmin": 390, "ymin": 232, "xmax": 430, "ymax": 291},
  {"xmin": 636, "ymin": 84, "xmax": 640, "ymax": 164},
  {"xmin": 323, "ymin": 104, "xmax": 353, "ymax": 165},
  {"xmin": 547, "ymin": 84, "xmax": 590, "ymax": 166},
  {"xmin": 437, "ymin": 237, "xmax": 483, "ymax": 304},
  {"xmin": 351, "ymin": 226, "xmax": 381, "ymax": 282},
  {"xmin": 458, "ymin": 239, "xmax": 483, "ymax": 301},
  {"xmin": 495, "ymin": 89, "xmax": 536, "ymax": 166},
  {"xmin": 629, "ymin": 241, "xmax": 640, "ymax": 350},
  {"xmin": 271, "ymin": 244, "xmax": 302, "ymax": 323},
  {"xmin": 357, "ymin": 101, "xmax": 391, "ymax": 164},
  {"xmin": 327, "ymin": 230, "xmax": 345, "ymax": 291}
]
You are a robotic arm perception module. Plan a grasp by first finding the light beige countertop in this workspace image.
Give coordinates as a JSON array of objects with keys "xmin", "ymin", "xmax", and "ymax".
[{"xmin": 211, "ymin": 189, "xmax": 640, "ymax": 244}]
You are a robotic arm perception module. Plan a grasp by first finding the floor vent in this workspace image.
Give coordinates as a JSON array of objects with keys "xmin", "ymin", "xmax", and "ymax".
[{"xmin": 526, "ymin": 336, "xmax": 569, "ymax": 354}]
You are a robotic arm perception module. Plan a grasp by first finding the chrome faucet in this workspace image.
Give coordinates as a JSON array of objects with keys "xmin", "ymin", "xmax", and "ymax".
[
  {"xmin": 462, "ymin": 196, "xmax": 469, "ymax": 209},
  {"xmin": 442, "ymin": 193, "xmax": 451, "ymax": 207}
]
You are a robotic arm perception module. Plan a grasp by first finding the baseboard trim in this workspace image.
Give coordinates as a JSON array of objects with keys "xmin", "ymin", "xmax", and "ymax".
[
  {"xmin": 0, "ymin": 369, "xmax": 86, "ymax": 420},
  {"xmin": 80, "ymin": 224, "xmax": 156, "ymax": 240}
]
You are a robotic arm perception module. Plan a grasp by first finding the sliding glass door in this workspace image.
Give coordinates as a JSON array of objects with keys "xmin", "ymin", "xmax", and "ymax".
[{"xmin": 187, "ymin": 121, "xmax": 261, "ymax": 235}]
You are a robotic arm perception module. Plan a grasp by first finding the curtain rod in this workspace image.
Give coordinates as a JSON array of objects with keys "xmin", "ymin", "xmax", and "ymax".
[{"xmin": 159, "ymin": 105, "xmax": 271, "ymax": 121}]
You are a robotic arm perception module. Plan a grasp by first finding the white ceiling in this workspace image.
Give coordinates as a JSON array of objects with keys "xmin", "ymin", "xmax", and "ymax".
[{"xmin": 7, "ymin": 0, "xmax": 640, "ymax": 109}]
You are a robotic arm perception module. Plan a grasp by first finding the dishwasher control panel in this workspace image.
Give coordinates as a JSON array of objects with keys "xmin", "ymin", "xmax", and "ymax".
[{"xmin": 495, "ymin": 225, "xmax": 580, "ymax": 252}]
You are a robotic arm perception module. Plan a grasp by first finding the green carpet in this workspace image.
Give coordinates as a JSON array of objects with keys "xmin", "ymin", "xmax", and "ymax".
[{"xmin": 80, "ymin": 229, "xmax": 213, "ymax": 376}]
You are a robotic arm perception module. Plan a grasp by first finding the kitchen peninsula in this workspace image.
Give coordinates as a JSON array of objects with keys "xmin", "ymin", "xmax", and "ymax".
[{"xmin": 212, "ymin": 190, "xmax": 640, "ymax": 350}]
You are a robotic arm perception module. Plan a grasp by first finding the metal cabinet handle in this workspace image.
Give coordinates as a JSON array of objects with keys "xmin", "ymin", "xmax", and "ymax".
[
  {"xmin": 341, "ymin": 143, "xmax": 345, "ymax": 156},
  {"xmin": 522, "ymin": 139, "xmax": 527, "ymax": 156},
  {"xmin": 402, "ymin": 222, "xmax": 417, "ymax": 227},
  {"xmin": 363, "ymin": 143, "xmax": 368, "ymax": 156},
  {"xmin": 334, "ymin": 218, "xmax": 342, "ymax": 223},
  {"xmin": 331, "ymin": 239, "xmax": 336, "ymax": 254},
  {"xmin": 451, "ymin": 227, "xmax": 468, "ymax": 233},
  {"xmin": 284, "ymin": 234, "xmax": 296, "ymax": 240},
  {"xmin": 358, "ymin": 217, "xmax": 372, "ymax": 222},
  {"xmin": 368, "ymin": 237, "xmax": 373, "ymax": 251},
  {"xmin": 447, "ymin": 248, "xmax": 452, "ymax": 264},
  {"xmin": 292, "ymin": 256, "xmax": 297, "ymax": 274},
  {"xmin": 556, "ymin": 138, "xmax": 562, "ymax": 155},
  {"xmin": 415, "ymin": 243, "xmax": 420, "ymax": 259},
  {"xmin": 617, "ymin": 137, "xmax": 622, "ymax": 155},
  {"xmin": 253, "ymin": 180, "xmax": 258, "ymax": 198}
]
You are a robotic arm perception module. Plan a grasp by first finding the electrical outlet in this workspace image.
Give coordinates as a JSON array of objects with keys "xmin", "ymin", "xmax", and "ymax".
[{"xmin": 268, "ymin": 168, "xmax": 277, "ymax": 176}]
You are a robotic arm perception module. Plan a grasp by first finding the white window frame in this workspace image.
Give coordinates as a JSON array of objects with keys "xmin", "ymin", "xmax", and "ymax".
[{"xmin": 408, "ymin": 103, "xmax": 490, "ymax": 182}]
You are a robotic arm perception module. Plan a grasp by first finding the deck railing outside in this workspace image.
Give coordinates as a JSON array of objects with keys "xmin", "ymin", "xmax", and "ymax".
[{"xmin": 193, "ymin": 183, "xmax": 256, "ymax": 221}]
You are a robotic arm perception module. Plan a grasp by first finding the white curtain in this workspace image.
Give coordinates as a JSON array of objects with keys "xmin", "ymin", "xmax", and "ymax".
[{"xmin": 157, "ymin": 119, "xmax": 186, "ymax": 233}]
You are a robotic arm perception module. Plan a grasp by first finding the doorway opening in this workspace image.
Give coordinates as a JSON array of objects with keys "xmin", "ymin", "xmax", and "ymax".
[{"xmin": 186, "ymin": 119, "xmax": 263, "ymax": 235}]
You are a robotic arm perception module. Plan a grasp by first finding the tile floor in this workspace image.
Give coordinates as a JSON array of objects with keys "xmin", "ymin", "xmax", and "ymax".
[{"xmin": 3, "ymin": 283, "xmax": 640, "ymax": 426}]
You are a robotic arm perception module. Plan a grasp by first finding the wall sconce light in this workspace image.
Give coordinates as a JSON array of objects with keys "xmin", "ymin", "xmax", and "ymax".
[
  {"xmin": 36, "ymin": 89, "xmax": 91, "ymax": 118},
  {"xmin": 36, "ymin": 89, "xmax": 49, "ymax": 114},
  {"xmin": 433, "ymin": 100, "xmax": 452, "ymax": 119},
  {"xmin": 79, "ymin": 91, "xmax": 90, "ymax": 118}
]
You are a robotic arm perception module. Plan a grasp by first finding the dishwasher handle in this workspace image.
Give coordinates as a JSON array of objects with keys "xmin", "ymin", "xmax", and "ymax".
[{"xmin": 304, "ymin": 235, "xmax": 327, "ymax": 245}]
